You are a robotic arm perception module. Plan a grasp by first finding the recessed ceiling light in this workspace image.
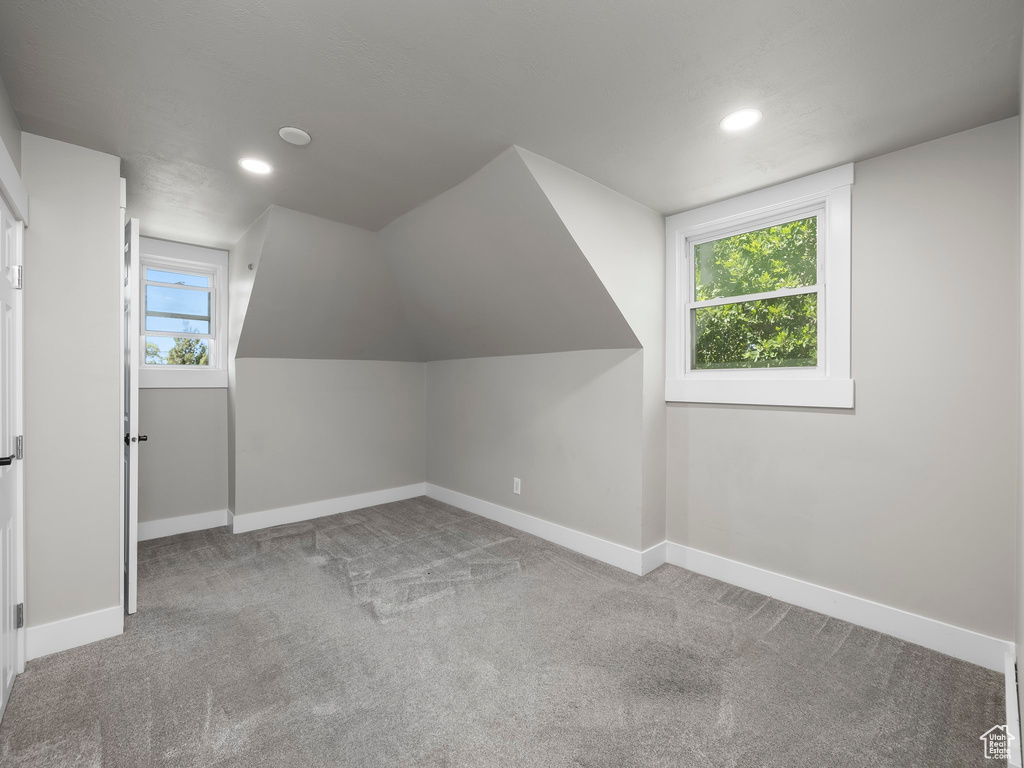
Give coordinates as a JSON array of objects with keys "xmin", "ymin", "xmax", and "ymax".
[
  {"xmin": 279, "ymin": 126, "xmax": 311, "ymax": 146},
  {"xmin": 238, "ymin": 157, "xmax": 273, "ymax": 174},
  {"xmin": 720, "ymin": 108, "xmax": 763, "ymax": 132}
]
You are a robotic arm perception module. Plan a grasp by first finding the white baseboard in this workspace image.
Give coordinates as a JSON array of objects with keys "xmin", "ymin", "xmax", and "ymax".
[
  {"xmin": 26, "ymin": 605, "xmax": 123, "ymax": 661},
  {"xmin": 230, "ymin": 483, "xmax": 427, "ymax": 534},
  {"xmin": 138, "ymin": 509, "xmax": 229, "ymax": 541},
  {"xmin": 640, "ymin": 541, "xmax": 667, "ymax": 575},
  {"xmin": 1006, "ymin": 652, "xmax": 1022, "ymax": 766},
  {"xmin": 665, "ymin": 542, "xmax": 1011, "ymax": 672},
  {"xmin": 425, "ymin": 484, "xmax": 645, "ymax": 575}
]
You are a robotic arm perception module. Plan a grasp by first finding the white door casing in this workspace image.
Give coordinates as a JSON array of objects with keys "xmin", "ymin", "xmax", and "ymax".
[
  {"xmin": 0, "ymin": 192, "xmax": 24, "ymax": 722},
  {"xmin": 123, "ymin": 216, "xmax": 140, "ymax": 615}
]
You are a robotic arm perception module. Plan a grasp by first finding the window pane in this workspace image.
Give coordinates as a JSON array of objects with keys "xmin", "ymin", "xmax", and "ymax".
[
  {"xmin": 145, "ymin": 336, "xmax": 210, "ymax": 366},
  {"xmin": 694, "ymin": 216, "xmax": 817, "ymax": 301},
  {"xmin": 146, "ymin": 285, "xmax": 210, "ymax": 322},
  {"xmin": 693, "ymin": 293, "xmax": 817, "ymax": 369},
  {"xmin": 145, "ymin": 268, "xmax": 210, "ymax": 288},
  {"xmin": 145, "ymin": 316, "xmax": 210, "ymax": 334}
]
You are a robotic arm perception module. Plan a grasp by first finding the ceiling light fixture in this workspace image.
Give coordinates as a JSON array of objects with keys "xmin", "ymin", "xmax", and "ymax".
[
  {"xmin": 720, "ymin": 108, "xmax": 763, "ymax": 132},
  {"xmin": 279, "ymin": 126, "xmax": 312, "ymax": 146},
  {"xmin": 238, "ymin": 157, "xmax": 273, "ymax": 174}
]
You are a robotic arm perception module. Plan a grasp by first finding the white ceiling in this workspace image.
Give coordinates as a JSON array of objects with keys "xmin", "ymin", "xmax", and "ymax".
[{"xmin": 0, "ymin": 0, "xmax": 1020, "ymax": 248}]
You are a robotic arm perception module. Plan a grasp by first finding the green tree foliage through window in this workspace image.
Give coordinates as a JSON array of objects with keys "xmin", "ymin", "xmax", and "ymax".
[
  {"xmin": 692, "ymin": 216, "xmax": 818, "ymax": 370},
  {"xmin": 145, "ymin": 322, "xmax": 209, "ymax": 366},
  {"xmin": 145, "ymin": 341, "xmax": 164, "ymax": 365},
  {"xmin": 167, "ymin": 337, "xmax": 209, "ymax": 366}
]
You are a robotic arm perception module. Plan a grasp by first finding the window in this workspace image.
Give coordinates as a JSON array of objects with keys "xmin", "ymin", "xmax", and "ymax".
[
  {"xmin": 665, "ymin": 164, "xmax": 853, "ymax": 408},
  {"xmin": 143, "ymin": 265, "xmax": 214, "ymax": 366},
  {"xmin": 138, "ymin": 238, "xmax": 228, "ymax": 388}
]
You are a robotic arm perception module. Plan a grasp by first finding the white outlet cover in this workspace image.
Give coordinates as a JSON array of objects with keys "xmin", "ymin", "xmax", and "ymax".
[{"xmin": 513, "ymin": 477, "xmax": 521, "ymax": 494}]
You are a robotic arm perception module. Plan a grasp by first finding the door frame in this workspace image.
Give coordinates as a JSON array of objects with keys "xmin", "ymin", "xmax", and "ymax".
[
  {"xmin": 119, "ymin": 181, "xmax": 140, "ymax": 615},
  {"xmin": 0, "ymin": 144, "xmax": 27, "ymax": 678},
  {"xmin": 119, "ymin": 179, "xmax": 126, "ymax": 614},
  {"xmin": 9, "ymin": 201, "xmax": 25, "ymax": 676}
]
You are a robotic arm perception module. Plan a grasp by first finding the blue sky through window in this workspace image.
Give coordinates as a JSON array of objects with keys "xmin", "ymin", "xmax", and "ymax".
[{"xmin": 144, "ymin": 285, "xmax": 211, "ymax": 334}]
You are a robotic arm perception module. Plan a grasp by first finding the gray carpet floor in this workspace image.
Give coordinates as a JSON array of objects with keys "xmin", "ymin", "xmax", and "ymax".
[{"xmin": 0, "ymin": 496, "xmax": 1006, "ymax": 767}]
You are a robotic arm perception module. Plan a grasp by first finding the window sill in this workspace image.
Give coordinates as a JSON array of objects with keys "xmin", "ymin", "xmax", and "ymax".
[
  {"xmin": 666, "ymin": 377, "xmax": 854, "ymax": 409},
  {"xmin": 139, "ymin": 368, "xmax": 228, "ymax": 389}
]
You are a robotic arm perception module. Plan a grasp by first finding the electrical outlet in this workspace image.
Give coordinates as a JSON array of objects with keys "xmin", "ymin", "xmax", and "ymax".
[{"xmin": 513, "ymin": 477, "xmax": 521, "ymax": 495}]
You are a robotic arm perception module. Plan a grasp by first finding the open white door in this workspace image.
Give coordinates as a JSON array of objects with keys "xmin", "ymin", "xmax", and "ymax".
[
  {"xmin": 123, "ymin": 215, "xmax": 140, "ymax": 615},
  {"xmin": 0, "ymin": 192, "xmax": 24, "ymax": 721}
]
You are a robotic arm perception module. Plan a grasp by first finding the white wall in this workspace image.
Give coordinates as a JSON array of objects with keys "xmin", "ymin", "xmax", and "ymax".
[
  {"xmin": 426, "ymin": 349, "xmax": 644, "ymax": 549},
  {"xmin": 22, "ymin": 133, "xmax": 122, "ymax": 626},
  {"xmin": 668, "ymin": 118, "xmax": 1020, "ymax": 641},
  {"xmin": 139, "ymin": 389, "xmax": 228, "ymax": 523},
  {"xmin": 232, "ymin": 358, "xmax": 425, "ymax": 517}
]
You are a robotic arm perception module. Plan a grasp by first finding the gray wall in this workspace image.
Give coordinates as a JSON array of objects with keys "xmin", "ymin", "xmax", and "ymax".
[
  {"xmin": 139, "ymin": 389, "xmax": 228, "ymax": 523},
  {"xmin": 237, "ymin": 206, "xmax": 421, "ymax": 361},
  {"xmin": 227, "ymin": 209, "xmax": 270, "ymax": 514},
  {"xmin": 667, "ymin": 117, "xmax": 1020, "ymax": 641},
  {"xmin": 0, "ymin": 74, "xmax": 20, "ymax": 171},
  {"xmin": 232, "ymin": 358, "xmax": 425, "ymax": 516},
  {"xmin": 519, "ymin": 149, "xmax": 666, "ymax": 549},
  {"xmin": 426, "ymin": 350, "xmax": 644, "ymax": 549},
  {"xmin": 1018, "ymin": 33, "xmax": 1023, "ymax": 710},
  {"xmin": 377, "ymin": 147, "xmax": 638, "ymax": 360},
  {"xmin": 22, "ymin": 133, "xmax": 122, "ymax": 626}
]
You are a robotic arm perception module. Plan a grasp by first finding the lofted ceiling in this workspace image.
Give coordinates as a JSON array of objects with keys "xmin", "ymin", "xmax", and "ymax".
[
  {"xmin": 377, "ymin": 147, "xmax": 639, "ymax": 360},
  {"xmin": 236, "ymin": 206, "xmax": 422, "ymax": 361},
  {"xmin": 234, "ymin": 148, "xmax": 641, "ymax": 362},
  {"xmin": 0, "ymin": 0, "xmax": 1020, "ymax": 248}
]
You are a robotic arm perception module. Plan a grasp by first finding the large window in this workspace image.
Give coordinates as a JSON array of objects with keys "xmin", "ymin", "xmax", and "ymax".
[
  {"xmin": 138, "ymin": 238, "xmax": 228, "ymax": 388},
  {"xmin": 666, "ymin": 165, "xmax": 853, "ymax": 408}
]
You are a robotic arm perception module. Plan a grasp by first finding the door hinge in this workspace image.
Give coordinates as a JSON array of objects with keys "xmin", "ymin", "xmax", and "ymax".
[
  {"xmin": 16, "ymin": 603, "xmax": 23, "ymax": 629},
  {"xmin": 15, "ymin": 435, "xmax": 22, "ymax": 460},
  {"xmin": 11, "ymin": 264, "xmax": 21, "ymax": 290}
]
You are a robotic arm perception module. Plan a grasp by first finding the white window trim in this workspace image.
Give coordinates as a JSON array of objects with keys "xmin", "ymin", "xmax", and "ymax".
[
  {"xmin": 138, "ymin": 237, "xmax": 228, "ymax": 389},
  {"xmin": 665, "ymin": 164, "xmax": 854, "ymax": 408}
]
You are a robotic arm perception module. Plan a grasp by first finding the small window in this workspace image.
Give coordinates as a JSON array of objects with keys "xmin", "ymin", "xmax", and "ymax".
[
  {"xmin": 138, "ymin": 238, "xmax": 228, "ymax": 388},
  {"xmin": 143, "ymin": 266, "xmax": 214, "ymax": 366},
  {"xmin": 666, "ymin": 165, "xmax": 853, "ymax": 408}
]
